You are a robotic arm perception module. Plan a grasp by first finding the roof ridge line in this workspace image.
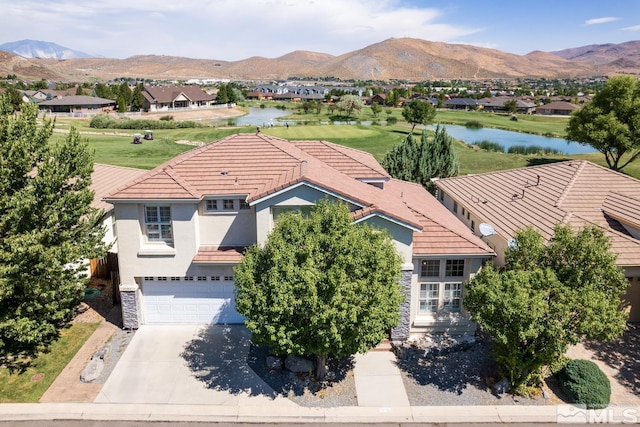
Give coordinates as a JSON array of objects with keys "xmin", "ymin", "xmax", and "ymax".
[
  {"xmin": 318, "ymin": 140, "xmax": 390, "ymax": 177},
  {"xmin": 165, "ymin": 166, "xmax": 200, "ymax": 198},
  {"xmin": 555, "ymin": 160, "xmax": 586, "ymax": 208}
]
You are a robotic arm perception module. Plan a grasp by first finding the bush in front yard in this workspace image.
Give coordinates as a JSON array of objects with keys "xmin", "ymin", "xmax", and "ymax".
[{"xmin": 558, "ymin": 359, "xmax": 611, "ymax": 409}]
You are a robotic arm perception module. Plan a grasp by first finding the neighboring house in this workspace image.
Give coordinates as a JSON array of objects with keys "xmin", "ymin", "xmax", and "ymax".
[
  {"xmin": 534, "ymin": 101, "xmax": 580, "ymax": 115},
  {"xmin": 433, "ymin": 160, "xmax": 640, "ymax": 322},
  {"xmin": 37, "ymin": 95, "xmax": 116, "ymax": 114},
  {"xmin": 105, "ymin": 134, "xmax": 493, "ymax": 336},
  {"xmin": 443, "ymin": 98, "xmax": 479, "ymax": 110},
  {"xmin": 478, "ymin": 97, "xmax": 536, "ymax": 114},
  {"xmin": 88, "ymin": 164, "xmax": 147, "ymax": 278},
  {"xmin": 141, "ymin": 85, "xmax": 216, "ymax": 112}
]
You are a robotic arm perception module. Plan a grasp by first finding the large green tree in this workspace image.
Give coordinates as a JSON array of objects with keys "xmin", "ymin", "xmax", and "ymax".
[
  {"xmin": 381, "ymin": 125, "xmax": 459, "ymax": 194},
  {"xmin": 402, "ymin": 99, "xmax": 436, "ymax": 133},
  {"xmin": 0, "ymin": 96, "xmax": 106, "ymax": 367},
  {"xmin": 335, "ymin": 95, "xmax": 363, "ymax": 118},
  {"xmin": 465, "ymin": 225, "xmax": 628, "ymax": 393},
  {"xmin": 566, "ymin": 75, "xmax": 640, "ymax": 171},
  {"xmin": 234, "ymin": 200, "xmax": 403, "ymax": 380}
]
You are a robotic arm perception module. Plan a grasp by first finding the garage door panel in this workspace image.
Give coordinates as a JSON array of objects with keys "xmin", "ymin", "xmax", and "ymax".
[{"xmin": 142, "ymin": 279, "xmax": 244, "ymax": 324}]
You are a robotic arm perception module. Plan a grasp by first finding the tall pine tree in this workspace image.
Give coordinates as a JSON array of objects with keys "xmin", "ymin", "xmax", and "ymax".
[{"xmin": 0, "ymin": 96, "xmax": 107, "ymax": 367}]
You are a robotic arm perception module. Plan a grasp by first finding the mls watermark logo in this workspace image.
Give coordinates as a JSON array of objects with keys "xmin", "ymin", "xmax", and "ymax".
[{"xmin": 557, "ymin": 404, "xmax": 639, "ymax": 424}]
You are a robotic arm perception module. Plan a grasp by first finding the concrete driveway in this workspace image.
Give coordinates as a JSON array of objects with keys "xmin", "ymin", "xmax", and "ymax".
[{"xmin": 95, "ymin": 324, "xmax": 295, "ymax": 407}]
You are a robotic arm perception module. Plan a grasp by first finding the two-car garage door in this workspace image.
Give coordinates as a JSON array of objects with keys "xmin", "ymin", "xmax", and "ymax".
[{"xmin": 142, "ymin": 277, "xmax": 244, "ymax": 324}]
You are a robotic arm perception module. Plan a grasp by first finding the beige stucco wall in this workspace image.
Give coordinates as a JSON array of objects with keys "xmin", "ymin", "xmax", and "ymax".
[
  {"xmin": 198, "ymin": 203, "xmax": 256, "ymax": 246},
  {"xmin": 114, "ymin": 202, "xmax": 199, "ymax": 286},
  {"xmin": 360, "ymin": 216, "xmax": 413, "ymax": 266}
]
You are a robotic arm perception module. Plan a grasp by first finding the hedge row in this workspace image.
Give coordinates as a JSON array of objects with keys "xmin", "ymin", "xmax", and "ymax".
[{"xmin": 89, "ymin": 114, "xmax": 205, "ymax": 130}]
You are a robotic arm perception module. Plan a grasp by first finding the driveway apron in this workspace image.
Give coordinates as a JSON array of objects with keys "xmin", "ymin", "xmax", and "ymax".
[{"xmin": 95, "ymin": 324, "xmax": 294, "ymax": 407}]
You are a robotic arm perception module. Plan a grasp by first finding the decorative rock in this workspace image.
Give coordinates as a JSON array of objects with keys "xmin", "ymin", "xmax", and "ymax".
[
  {"xmin": 542, "ymin": 388, "xmax": 550, "ymax": 399},
  {"xmin": 80, "ymin": 344, "xmax": 110, "ymax": 383},
  {"xmin": 285, "ymin": 355, "xmax": 314, "ymax": 373},
  {"xmin": 266, "ymin": 356, "xmax": 283, "ymax": 370},
  {"xmin": 492, "ymin": 378, "xmax": 510, "ymax": 395}
]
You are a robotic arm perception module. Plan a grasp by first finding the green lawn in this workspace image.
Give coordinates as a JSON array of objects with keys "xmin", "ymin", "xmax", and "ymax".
[
  {"xmin": 53, "ymin": 116, "xmax": 640, "ymax": 179},
  {"xmin": 0, "ymin": 322, "xmax": 100, "ymax": 403}
]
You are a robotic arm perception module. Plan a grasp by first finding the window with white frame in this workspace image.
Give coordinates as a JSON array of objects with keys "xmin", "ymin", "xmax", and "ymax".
[
  {"xmin": 453, "ymin": 201, "xmax": 458, "ymax": 213},
  {"xmin": 222, "ymin": 199, "xmax": 235, "ymax": 210},
  {"xmin": 145, "ymin": 206, "xmax": 172, "ymax": 242},
  {"xmin": 419, "ymin": 283, "xmax": 440, "ymax": 313},
  {"xmin": 419, "ymin": 282, "xmax": 463, "ymax": 315},
  {"xmin": 418, "ymin": 258, "xmax": 466, "ymax": 317}
]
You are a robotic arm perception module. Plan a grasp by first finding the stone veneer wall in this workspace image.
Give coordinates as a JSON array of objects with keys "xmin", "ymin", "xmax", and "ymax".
[
  {"xmin": 120, "ymin": 285, "xmax": 139, "ymax": 329},
  {"xmin": 391, "ymin": 269, "xmax": 412, "ymax": 343}
]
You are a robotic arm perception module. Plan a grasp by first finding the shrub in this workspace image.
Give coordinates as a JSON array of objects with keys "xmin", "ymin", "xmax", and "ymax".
[
  {"xmin": 472, "ymin": 140, "xmax": 504, "ymax": 152},
  {"xmin": 508, "ymin": 144, "xmax": 561, "ymax": 155},
  {"xmin": 159, "ymin": 115, "xmax": 174, "ymax": 121},
  {"xmin": 558, "ymin": 359, "xmax": 611, "ymax": 409},
  {"xmin": 465, "ymin": 120, "xmax": 483, "ymax": 129},
  {"xmin": 89, "ymin": 115, "xmax": 205, "ymax": 130},
  {"xmin": 386, "ymin": 116, "xmax": 398, "ymax": 125}
]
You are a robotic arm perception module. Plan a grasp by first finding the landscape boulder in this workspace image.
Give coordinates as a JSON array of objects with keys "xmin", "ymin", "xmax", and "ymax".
[{"xmin": 285, "ymin": 356, "xmax": 314, "ymax": 373}]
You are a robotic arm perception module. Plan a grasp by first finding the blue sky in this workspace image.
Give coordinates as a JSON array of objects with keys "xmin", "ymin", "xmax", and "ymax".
[{"xmin": 1, "ymin": 0, "xmax": 639, "ymax": 60}]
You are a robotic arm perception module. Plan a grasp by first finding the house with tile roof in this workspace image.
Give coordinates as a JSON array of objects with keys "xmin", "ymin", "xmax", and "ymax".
[
  {"xmin": 141, "ymin": 85, "xmax": 216, "ymax": 112},
  {"xmin": 534, "ymin": 101, "xmax": 580, "ymax": 115},
  {"xmin": 433, "ymin": 160, "xmax": 640, "ymax": 322},
  {"xmin": 105, "ymin": 133, "xmax": 493, "ymax": 336}
]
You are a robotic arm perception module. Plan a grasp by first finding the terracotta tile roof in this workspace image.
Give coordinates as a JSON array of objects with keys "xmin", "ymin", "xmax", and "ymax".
[
  {"xmin": 193, "ymin": 246, "xmax": 245, "ymax": 263},
  {"xmin": 434, "ymin": 160, "xmax": 640, "ymax": 266},
  {"xmin": 292, "ymin": 140, "xmax": 390, "ymax": 180},
  {"xmin": 91, "ymin": 164, "xmax": 147, "ymax": 212},
  {"xmin": 106, "ymin": 133, "xmax": 493, "ymax": 256},
  {"xmin": 603, "ymin": 192, "xmax": 640, "ymax": 229},
  {"xmin": 383, "ymin": 179, "xmax": 493, "ymax": 256}
]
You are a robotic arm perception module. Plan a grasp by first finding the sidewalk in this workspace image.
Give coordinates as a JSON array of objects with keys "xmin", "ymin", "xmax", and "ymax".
[{"xmin": 4, "ymin": 310, "xmax": 637, "ymax": 423}]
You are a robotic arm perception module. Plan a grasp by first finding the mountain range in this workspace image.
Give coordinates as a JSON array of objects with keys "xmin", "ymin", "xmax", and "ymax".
[
  {"xmin": 1, "ymin": 38, "xmax": 639, "ymax": 82},
  {"xmin": 0, "ymin": 39, "xmax": 92, "ymax": 60}
]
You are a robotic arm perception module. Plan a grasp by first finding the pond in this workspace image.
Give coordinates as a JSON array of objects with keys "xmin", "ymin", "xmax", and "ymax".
[
  {"xmin": 212, "ymin": 107, "xmax": 289, "ymax": 126},
  {"xmin": 427, "ymin": 124, "xmax": 595, "ymax": 155}
]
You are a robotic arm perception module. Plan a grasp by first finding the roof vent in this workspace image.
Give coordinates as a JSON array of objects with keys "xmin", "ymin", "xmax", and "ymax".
[{"xmin": 221, "ymin": 171, "xmax": 228, "ymax": 176}]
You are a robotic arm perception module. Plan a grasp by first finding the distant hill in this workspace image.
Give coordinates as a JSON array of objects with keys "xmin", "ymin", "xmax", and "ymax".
[
  {"xmin": 1, "ymin": 38, "xmax": 639, "ymax": 82},
  {"xmin": 0, "ymin": 39, "xmax": 93, "ymax": 59},
  {"xmin": 550, "ymin": 40, "xmax": 640, "ymax": 72}
]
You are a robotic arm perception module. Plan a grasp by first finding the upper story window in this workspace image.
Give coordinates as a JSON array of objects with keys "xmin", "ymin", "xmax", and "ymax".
[
  {"xmin": 453, "ymin": 201, "xmax": 458, "ymax": 214},
  {"xmin": 205, "ymin": 198, "xmax": 251, "ymax": 212},
  {"xmin": 145, "ymin": 206, "xmax": 172, "ymax": 242},
  {"xmin": 272, "ymin": 205, "xmax": 313, "ymax": 223},
  {"xmin": 420, "ymin": 260, "xmax": 440, "ymax": 277},
  {"xmin": 445, "ymin": 259, "xmax": 465, "ymax": 277}
]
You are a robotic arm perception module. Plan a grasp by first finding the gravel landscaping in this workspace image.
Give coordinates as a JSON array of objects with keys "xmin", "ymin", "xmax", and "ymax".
[
  {"xmin": 247, "ymin": 344, "xmax": 358, "ymax": 407},
  {"xmin": 394, "ymin": 335, "xmax": 549, "ymax": 406}
]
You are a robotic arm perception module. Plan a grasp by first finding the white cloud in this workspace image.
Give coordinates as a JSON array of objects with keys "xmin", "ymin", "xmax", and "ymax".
[
  {"xmin": 584, "ymin": 17, "xmax": 620, "ymax": 25},
  {"xmin": 621, "ymin": 25, "xmax": 640, "ymax": 31},
  {"xmin": 0, "ymin": 0, "xmax": 483, "ymax": 60}
]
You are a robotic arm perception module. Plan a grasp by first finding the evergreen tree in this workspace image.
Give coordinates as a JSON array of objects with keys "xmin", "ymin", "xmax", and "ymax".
[
  {"xmin": 381, "ymin": 125, "xmax": 459, "ymax": 194},
  {"xmin": 131, "ymin": 84, "xmax": 146, "ymax": 112},
  {"xmin": 216, "ymin": 85, "xmax": 229, "ymax": 104},
  {"xmin": 0, "ymin": 96, "xmax": 107, "ymax": 367}
]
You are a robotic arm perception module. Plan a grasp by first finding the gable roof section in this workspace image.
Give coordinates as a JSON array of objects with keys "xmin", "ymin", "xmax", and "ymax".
[
  {"xmin": 292, "ymin": 140, "xmax": 390, "ymax": 180},
  {"xmin": 434, "ymin": 160, "xmax": 640, "ymax": 266},
  {"xmin": 603, "ymin": 192, "xmax": 640, "ymax": 230},
  {"xmin": 142, "ymin": 85, "xmax": 215, "ymax": 104},
  {"xmin": 91, "ymin": 164, "xmax": 147, "ymax": 212},
  {"xmin": 385, "ymin": 179, "xmax": 493, "ymax": 256}
]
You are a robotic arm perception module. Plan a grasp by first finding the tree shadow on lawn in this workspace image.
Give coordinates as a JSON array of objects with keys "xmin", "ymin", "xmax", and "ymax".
[
  {"xmin": 395, "ymin": 341, "xmax": 500, "ymax": 396},
  {"xmin": 583, "ymin": 323, "xmax": 640, "ymax": 396}
]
